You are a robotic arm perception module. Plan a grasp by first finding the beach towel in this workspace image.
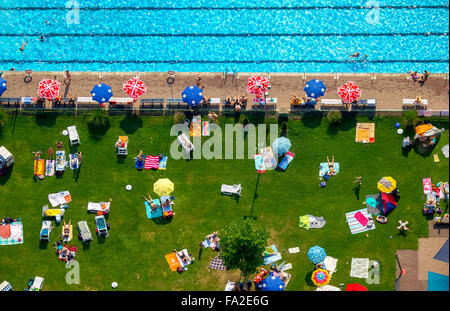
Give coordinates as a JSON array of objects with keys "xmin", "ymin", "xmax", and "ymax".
[
  {"xmin": 225, "ymin": 281, "xmax": 235, "ymax": 291},
  {"xmin": 288, "ymin": 247, "xmax": 300, "ymax": 254},
  {"xmin": 346, "ymin": 208, "xmax": 376, "ymax": 234},
  {"xmin": 354, "ymin": 211, "xmax": 369, "ymax": 226},
  {"xmin": 175, "ymin": 249, "xmax": 192, "ymax": 268},
  {"xmin": 145, "ymin": 199, "xmax": 162, "ymax": 219},
  {"xmin": 299, "ymin": 216, "xmax": 310, "ymax": 229},
  {"xmin": 144, "ymin": 155, "xmax": 159, "ymax": 170},
  {"xmin": 202, "ymin": 121, "xmax": 210, "ymax": 136},
  {"xmin": 69, "ymin": 154, "xmax": 79, "ymax": 170},
  {"xmin": 0, "ymin": 222, "xmax": 23, "ymax": 245},
  {"xmin": 254, "ymin": 154, "xmax": 266, "ymax": 173},
  {"xmin": 55, "ymin": 150, "xmax": 67, "ymax": 171},
  {"xmin": 158, "ymin": 156, "xmax": 168, "ymax": 170},
  {"xmin": 45, "ymin": 160, "xmax": 55, "ymax": 176},
  {"xmin": 190, "ymin": 117, "xmax": 202, "ymax": 137},
  {"xmin": 263, "ymin": 244, "xmax": 282, "ymax": 265},
  {"xmin": 165, "ymin": 252, "xmax": 181, "ymax": 271},
  {"xmin": 260, "ymin": 146, "xmax": 277, "ymax": 170},
  {"xmin": 34, "ymin": 159, "xmax": 45, "ymax": 176},
  {"xmin": 434, "ymin": 154, "xmax": 440, "ymax": 162},
  {"xmin": 210, "ymin": 255, "xmax": 227, "ymax": 270},
  {"xmin": 316, "ymin": 285, "xmax": 341, "ymax": 291},
  {"xmin": 350, "ymin": 258, "xmax": 370, "ymax": 278},
  {"xmin": 423, "ymin": 178, "xmax": 432, "ymax": 194},
  {"xmin": 323, "ymin": 256, "xmax": 338, "ymax": 276},
  {"xmin": 48, "ymin": 191, "xmax": 72, "ymax": 207},
  {"xmin": 278, "ymin": 152, "xmax": 295, "ymax": 171},
  {"xmin": 319, "ymin": 162, "xmax": 340, "ymax": 177},
  {"xmin": 442, "ymin": 144, "xmax": 449, "ymax": 158},
  {"xmin": 355, "ymin": 123, "xmax": 375, "ymax": 143},
  {"xmin": 0, "ymin": 224, "xmax": 11, "ymax": 239},
  {"xmin": 202, "ymin": 233, "xmax": 219, "ymax": 250}
]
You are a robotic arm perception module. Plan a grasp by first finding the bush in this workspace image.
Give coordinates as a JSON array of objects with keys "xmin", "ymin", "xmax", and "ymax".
[
  {"xmin": 327, "ymin": 110, "xmax": 342, "ymax": 126},
  {"xmin": 402, "ymin": 110, "xmax": 422, "ymax": 128},
  {"xmin": 173, "ymin": 112, "xmax": 186, "ymax": 124},
  {"xmin": 239, "ymin": 114, "xmax": 249, "ymax": 126},
  {"xmin": 87, "ymin": 110, "xmax": 110, "ymax": 136},
  {"xmin": 281, "ymin": 121, "xmax": 288, "ymax": 133},
  {"xmin": 0, "ymin": 108, "xmax": 8, "ymax": 128}
]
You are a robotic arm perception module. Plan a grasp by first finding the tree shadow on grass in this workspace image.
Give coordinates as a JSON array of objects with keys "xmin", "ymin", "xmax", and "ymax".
[
  {"xmin": 304, "ymin": 270, "xmax": 317, "ymax": 287},
  {"xmin": 301, "ymin": 111, "xmax": 322, "ymax": 129},
  {"xmin": 35, "ymin": 112, "xmax": 57, "ymax": 127},
  {"xmin": 88, "ymin": 122, "xmax": 110, "ymax": 140},
  {"xmin": 151, "ymin": 217, "xmax": 173, "ymax": 225},
  {"xmin": 0, "ymin": 164, "xmax": 13, "ymax": 185},
  {"xmin": 339, "ymin": 115, "xmax": 357, "ymax": 132},
  {"xmin": 119, "ymin": 115, "xmax": 143, "ymax": 135},
  {"xmin": 39, "ymin": 240, "xmax": 49, "ymax": 250}
]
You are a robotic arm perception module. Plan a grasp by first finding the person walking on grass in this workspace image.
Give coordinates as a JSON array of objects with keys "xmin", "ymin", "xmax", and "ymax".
[{"xmin": 353, "ymin": 176, "xmax": 362, "ymax": 186}]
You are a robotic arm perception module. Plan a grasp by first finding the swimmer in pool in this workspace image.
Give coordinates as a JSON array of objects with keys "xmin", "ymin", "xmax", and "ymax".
[
  {"xmin": 19, "ymin": 39, "xmax": 28, "ymax": 51},
  {"xmin": 349, "ymin": 52, "xmax": 360, "ymax": 58}
]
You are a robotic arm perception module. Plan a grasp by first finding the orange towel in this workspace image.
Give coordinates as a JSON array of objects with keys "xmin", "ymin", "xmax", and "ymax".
[
  {"xmin": 0, "ymin": 224, "xmax": 11, "ymax": 239},
  {"xmin": 165, "ymin": 252, "xmax": 181, "ymax": 272},
  {"xmin": 415, "ymin": 124, "xmax": 433, "ymax": 136}
]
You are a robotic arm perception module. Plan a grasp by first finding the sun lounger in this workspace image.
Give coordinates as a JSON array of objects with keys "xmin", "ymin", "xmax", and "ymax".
[
  {"xmin": 77, "ymin": 221, "xmax": 93, "ymax": 243},
  {"xmin": 55, "ymin": 150, "xmax": 67, "ymax": 172},
  {"xmin": 321, "ymin": 99, "xmax": 343, "ymax": 109},
  {"xmin": 221, "ymin": 184, "xmax": 242, "ymax": 196},
  {"xmin": 254, "ymin": 154, "xmax": 266, "ymax": 173},
  {"xmin": 39, "ymin": 220, "xmax": 52, "ymax": 241},
  {"xmin": 29, "ymin": 276, "xmax": 44, "ymax": 291},
  {"xmin": 145, "ymin": 199, "xmax": 162, "ymax": 219},
  {"xmin": 278, "ymin": 152, "xmax": 294, "ymax": 171},
  {"xmin": 144, "ymin": 155, "xmax": 159, "ymax": 170},
  {"xmin": 263, "ymin": 245, "xmax": 282, "ymax": 265},
  {"xmin": 87, "ymin": 202, "xmax": 110, "ymax": 214},
  {"xmin": 116, "ymin": 136, "xmax": 128, "ymax": 155},
  {"xmin": 177, "ymin": 133, "xmax": 194, "ymax": 153},
  {"xmin": 158, "ymin": 156, "xmax": 168, "ymax": 170},
  {"xmin": 95, "ymin": 215, "xmax": 108, "ymax": 237},
  {"xmin": 67, "ymin": 125, "xmax": 80, "ymax": 146}
]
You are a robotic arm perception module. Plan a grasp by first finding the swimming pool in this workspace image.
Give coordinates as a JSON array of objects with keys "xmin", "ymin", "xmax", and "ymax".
[{"xmin": 0, "ymin": 0, "xmax": 448, "ymax": 73}]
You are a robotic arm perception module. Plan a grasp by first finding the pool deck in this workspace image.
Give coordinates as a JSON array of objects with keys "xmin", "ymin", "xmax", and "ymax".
[{"xmin": 1, "ymin": 71, "xmax": 449, "ymax": 112}]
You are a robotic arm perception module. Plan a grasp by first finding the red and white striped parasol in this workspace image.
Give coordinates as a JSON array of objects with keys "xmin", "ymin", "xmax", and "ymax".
[
  {"xmin": 123, "ymin": 77, "xmax": 147, "ymax": 99},
  {"xmin": 38, "ymin": 79, "xmax": 60, "ymax": 99},
  {"xmin": 337, "ymin": 81, "xmax": 361, "ymax": 104},
  {"xmin": 247, "ymin": 76, "xmax": 270, "ymax": 98}
]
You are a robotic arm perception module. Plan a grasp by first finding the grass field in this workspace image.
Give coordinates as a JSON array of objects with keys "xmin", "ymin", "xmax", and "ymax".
[{"xmin": 0, "ymin": 112, "xmax": 448, "ymax": 291}]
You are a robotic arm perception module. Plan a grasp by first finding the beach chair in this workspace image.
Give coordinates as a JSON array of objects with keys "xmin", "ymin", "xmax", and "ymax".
[
  {"xmin": 67, "ymin": 126, "xmax": 80, "ymax": 146},
  {"xmin": 116, "ymin": 136, "xmax": 128, "ymax": 155},
  {"xmin": 160, "ymin": 196, "xmax": 174, "ymax": 218},
  {"xmin": 177, "ymin": 133, "xmax": 194, "ymax": 153},
  {"xmin": 87, "ymin": 202, "xmax": 110, "ymax": 214},
  {"xmin": 221, "ymin": 184, "xmax": 242, "ymax": 196},
  {"xmin": 39, "ymin": 220, "xmax": 52, "ymax": 241},
  {"xmin": 28, "ymin": 276, "xmax": 44, "ymax": 291},
  {"xmin": 77, "ymin": 221, "xmax": 93, "ymax": 244},
  {"xmin": 95, "ymin": 215, "xmax": 109, "ymax": 237}
]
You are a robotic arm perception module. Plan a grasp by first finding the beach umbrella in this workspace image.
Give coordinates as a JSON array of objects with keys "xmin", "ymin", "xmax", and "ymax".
[
  {"xmin": 91, "ymin": 83, "xmax": 113, "ymax": 103},
  {"xmin": 377, "ymin": 177, "xmax": 397, "ymax": 194},
  {"xmin": 257, "ymin": 272, "xmax": 285, "ymax": 291},
  {"xmin": 247, "ymin": 76, "xmax": 270, "ymax": 98},
  {"xmin": 337, "ymin": 81, "xmax": 361, "ymax": 104},
  {"xmin": 182, "ymin": 85, "xmax": 203, "ymax": 107},
  {"xmin": 345, "ymin": 283, "xmax": 368, "ymax": 291},
  {"xmin": 272, "ymin": 137, "xmax": 291, "ymax": 155},
  {"xmin": 0, "ymin": 77, "xmax": 7, "ymax": 96},
  {"xmin": 153, "ymin": 178, "xmax": 174, "ymax": 196},
  {"xmin": 307, "ymin": 246, "xmax": 327, "ymax": 264},
  {"xmin": 123, "ymin": 77, "xmax": 147, "ymax": 99},
  {"xmin": 38, "ymin": 79, "xmax": 60, "ymax": 100},
  {"xmin": 304, "ymin": 79, "xmax": 326, "ymax": 99},
  {"xmin": 311, "ymin": 269, "xmax": 331, "ymax": 286}
]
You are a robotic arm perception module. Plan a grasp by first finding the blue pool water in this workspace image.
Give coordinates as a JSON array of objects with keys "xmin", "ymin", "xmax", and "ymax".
[{"xmin": 0, "ymin": 0, "xmax": 448, "ymax": 72}]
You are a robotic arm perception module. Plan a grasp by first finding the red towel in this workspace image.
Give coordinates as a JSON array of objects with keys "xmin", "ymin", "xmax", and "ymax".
[
  {"xmin": 354, "ymin": 211, "xmax": 368, "ymax": 226},
  {"xmin": 0, "ymin": 224, "xmax": 11, "ymax": 239},
  {"xmin": 144, "ymin": 155, "xmax": 159, "ymax": 170}
]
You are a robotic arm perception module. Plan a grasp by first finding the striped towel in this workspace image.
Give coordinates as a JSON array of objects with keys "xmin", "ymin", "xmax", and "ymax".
[
  {"xmin": 202, "ymin": 121, "xmax": 210, "ymax": 136},
  {"xmin": 423, "ymin": 178, "xmax": 432, "ymax": 194},
  {"xmin": 158, "ymin": 156, "xmax": 168, "ymax": 170},
  {"xmin": 345, "ymin": 208, "xmax": 376, "ymax": 235},
  {"xmin": 144, "ymin": 155, "xmax": 159, "ymax": 170}
]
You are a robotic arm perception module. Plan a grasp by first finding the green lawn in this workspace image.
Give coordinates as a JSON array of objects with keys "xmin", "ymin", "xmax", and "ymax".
[{"xmin": 0, "ymin": 112, "xmax": 448, "ymax": 291}]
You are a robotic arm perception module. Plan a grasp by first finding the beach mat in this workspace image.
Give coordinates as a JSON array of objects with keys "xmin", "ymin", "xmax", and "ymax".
[
  {"xmin": 55, "ymin": 150, "xmax": 67, "ymax": 171},
  {"xmin": 144, "ymin": 155, "xmax": 159, "ymax": 170},
  {"xmin": 423, "ymin": 178, "xmax": 432, "ymax": 194},
  {"xmin": 355, "ymin": 123, "xmax": 375, "ymax": 143},
  {"xmin": 346, "ymin": 208, "xmax": 376, "ymax": 234},
  {"xmin": 145, "ymin": 199, "xmax": 162, "ymax": 219},
  {"xmin": 319, "ymin": 162, "xmax": 340, "ymax": 177},
  {"xmin": 0, "ymin": 222, "xmax": 23, "ymax": 245},
  {"xmin": 45, "ymin": 160, "xmax": 55, "ymax": 176},
  {"xmin": 158, "ymin": 156, "xmax": 168, "ymax": 170},
  {"xmin": 254, "ymin": 154, "xmax": 266, "ymax": 173},
  {"xmin": 263, "ymin": 245, "xmax": 282, "ymax": 265},
  {"xmin": 202, "ymin": 121, "xmax": 210, "ymax": 136},
  {"xmin": 278, "ymin": 152, "xmax": 294, "ymax": 171},
  {"xmin": 165, "ymin": 252, "xmax": 181, "ymax": 272},
  {"xmin": 433, "ymin": 239, "xmax": 449, "ymax": 264}
]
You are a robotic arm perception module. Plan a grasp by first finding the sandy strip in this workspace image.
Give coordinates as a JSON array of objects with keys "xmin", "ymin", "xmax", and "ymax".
[
  {"xmin": 395, "ymin": 250, "xmax": 427, "ymax": 291},
  {"xmin": 418, "ymin": 237, "xmax": 449, "ymax": 281},
  {"xmin": 0, "ymin": 71, "xmax": 448, "ymax": 111}
]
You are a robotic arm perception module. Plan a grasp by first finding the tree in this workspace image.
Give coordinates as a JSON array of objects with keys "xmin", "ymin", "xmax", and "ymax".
[
  {"xmin": 327, "ymin": 110, "xmax": 342, "ymax": 126},
  {"xmin": 219, "ymin": 217, "xmax": 270, "ymax": 281}
]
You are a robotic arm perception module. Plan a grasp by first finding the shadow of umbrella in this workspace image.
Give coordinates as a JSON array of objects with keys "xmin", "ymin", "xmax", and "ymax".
[{"xmin": 119, "ymin": 115, "xmax": 143, "ymax": 134}]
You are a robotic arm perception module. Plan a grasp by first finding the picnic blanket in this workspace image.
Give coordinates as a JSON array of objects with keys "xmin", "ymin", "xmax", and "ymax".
[
  {"xmin": 145, "ymin": 199, "xmax": 162, "ymax": 219},
  {"xmin": 158, "ymin": 156, "xmax": 168, "ymax": 170},
  {"xmin": 278, "ymin": 152, "xmax": 294, "ymax": 171},
  {"xmin": 423, "ymin": 178, "xmax": 432, "ymax": 194},
  {"xmin": 355, "ymin": 122, "xmax": 375, "ymax": 143},
  {"xmin": 254, "ymin": 154, "xmax": 266, "ymax": 173},
  {"xmin": 45, "ymin": 160, "xmax": 55, "ymax": 176},
  {"xmin": 442, "ymin": 144, "xmax": 449, "ymax": 158},
  {"xmin": 350, "ymin": 258, "xmax": 370, "ymax": 278},
  {"xmin": 0, "ymin": 222, "xmax": 23, "ymax": 245},
  {"xmin": 55, "ymin": 150, "xmax": 67, "ymax": 171},
  {"xmin": 346, "ymin": 208, "xmax": 376, "ymax": 234},
  {"xmin": 202, "ymin": 121, "xmax": 210, "ymax": 136},
  {"xmin": 69, "ymin": 154, "xmax": 79, "ymax": 170},
  {"xmin": 263, "ymin": 244, "xmax": 282, "ymax": 265},
  {"xmin": 210, "ymin": 255, "xmax": 227, "ymax": 270},
  {"xmin": 299, "ymin": 215, "xmax": 326, "ymax": 229},
  {"xmin": 144, "ymin": 155, "xmax": 159, "ymax": 170},
  {"xmin": 48, "ymin": 191, "xmax": 72, "ymax": 207},
  {"xmin": 190, "ymin": 116, "xmax": 202, "ymax": 137},
  {"xmin": 319, "ymin": 162, "xmax": 340, "ymax": 177}
]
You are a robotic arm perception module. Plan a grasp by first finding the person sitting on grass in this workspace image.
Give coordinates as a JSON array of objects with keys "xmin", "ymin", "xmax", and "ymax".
[
  {"xmin": 56, "ymin": 141, "xmax": 64, "ymax": 149},
  {"xmin": 172, "ymin": 249, "xmax": 191, "ymax": 263},
  {"xmin": 327, "ymin": 156, "xmax": 337, "ymax": 176},
  {"xmin": 143, "ymin": 193, "xmax": 158, "ymax": 211},
  {"xmin": 137, "ymin": 150, "xmax": 144, "ymax": 162}
]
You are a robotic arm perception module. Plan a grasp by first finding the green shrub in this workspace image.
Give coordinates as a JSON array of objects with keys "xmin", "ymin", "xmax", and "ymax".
[
  {"xmin": 402, "ymin": 110, "xmax": 422, "ymax": 128},
  {"xmin": 281, "ymin": 121, "xmax": 288, "ymax": 133},
  {"xmin": 173, "ymin": 112, "xmax": 186, "ymax": 124},
  {"xmin": 327, "ymin": 110, "xmax": 342, "ymax": 126},
  {"xmin": 239, "ymin": 114, "xmax": 249, "ymax": 126},
  {"xmin": 87, "ymin": 110, "xmax": 110, "ymax": 136},
  {"xmin": 0, "ymin": 107, "xmax": 8, "ymax": 128}
]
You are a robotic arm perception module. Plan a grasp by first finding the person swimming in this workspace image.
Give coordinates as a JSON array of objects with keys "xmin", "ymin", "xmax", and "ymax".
[{"xmin": 19, "ymin": 39, "xmax": 28, "ymax": 51}]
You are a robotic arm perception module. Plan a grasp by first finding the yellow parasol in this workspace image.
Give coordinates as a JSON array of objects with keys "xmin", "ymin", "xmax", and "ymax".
[{"xmin": 153, "ymin": 178, "xmax": 174, "ymax": 196}]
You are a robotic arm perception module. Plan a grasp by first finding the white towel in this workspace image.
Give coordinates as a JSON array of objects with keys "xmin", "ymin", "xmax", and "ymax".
[
  {"xmin": 323, "ymin": 256, "xmax": 338, "ymax": 276},
  {"xmin": 288, "ymin": 247, "xmax": 300, "ymax": 254},
  {"xmin": 281, "ymin": 263, "xmax": 292, "ymax": 271},
  {"xmin": 442, "ymin": 144, "xmax": 449, "ymax": 158},
  {"xmin": 48, "ymin": 191, "xmax": 71, "ymax": 207},
  {"xmin": 9, "ymin": 223, "xmax": 22, "ymax": 239}
]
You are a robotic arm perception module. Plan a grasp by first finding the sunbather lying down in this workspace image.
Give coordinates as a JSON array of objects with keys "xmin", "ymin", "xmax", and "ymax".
[
  {"xmin": 327, "ymin": 156, "xmax": 337, "ymax": 175},
  {"xmin": 63, "ymin": 220, "xmax": 71, "ymax": 239},
  {"xmin": 143, "ymin": 193, "xmax": 158, "ymax": 211},
  {"xmin": 172, "ymin": 249, "xmax": 192, "ymax": 263}
]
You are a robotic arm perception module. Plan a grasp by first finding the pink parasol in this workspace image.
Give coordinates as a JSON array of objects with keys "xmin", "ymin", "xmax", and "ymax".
[
  {"xmin": 337, "ymin": 81, "xmax": 361, "ymax": 104},
  {"xmin": 38, "ymin": 79, "xmax": 60, "ymax": 100},
  {"xmin": 123, "ymin": 77, "xmax": 147, "ymax": 99},
  {"xmin": 247, "ymin": 76, "xmax": 270, "ymax": 98}
]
